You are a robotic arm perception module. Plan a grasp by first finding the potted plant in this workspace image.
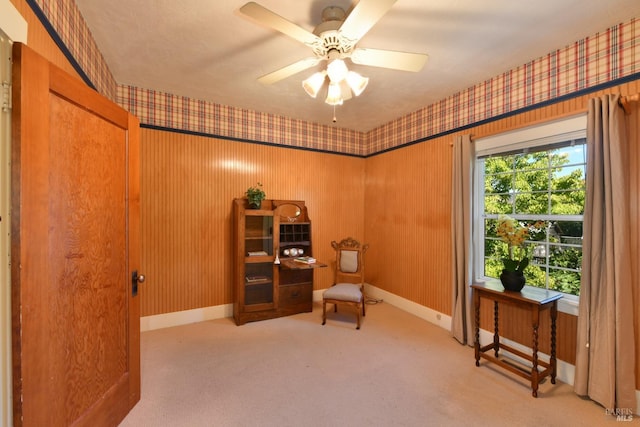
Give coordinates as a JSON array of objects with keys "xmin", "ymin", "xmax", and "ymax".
[
  {"xmin": 496, "ymin": 215, "xmax": 530, "ymax": 291},
  {"xmin": 245, "ymin": 182, "xmax": 266, "ymax": 209}
]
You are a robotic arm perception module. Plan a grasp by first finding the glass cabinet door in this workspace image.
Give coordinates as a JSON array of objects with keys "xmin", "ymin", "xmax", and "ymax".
[
  {"xmin": 244, "ymin": 215, "xmax": 274, "ymax": 256},
  {"xmin": 243, "ymin": 213, "xmax": 275, "ymax": 307},
  {"xmin": 244, "ymin": 262, "xmax": 273, "ymax": 305}
]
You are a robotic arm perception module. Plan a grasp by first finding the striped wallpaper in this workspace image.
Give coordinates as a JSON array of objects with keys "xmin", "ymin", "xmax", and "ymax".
[{"xmin": 29, "ymin": 1, "xmax": 640, "ymax": 156}]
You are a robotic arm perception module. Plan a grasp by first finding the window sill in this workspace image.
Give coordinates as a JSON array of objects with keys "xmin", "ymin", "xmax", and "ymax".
[{"xmin": 557, "ymin": 293, "xmax": 579, "ymax": 316}]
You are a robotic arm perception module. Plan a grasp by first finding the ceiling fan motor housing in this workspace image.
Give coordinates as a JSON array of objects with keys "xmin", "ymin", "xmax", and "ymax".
[
  {"xmin": 311, "ymin": 7, "xmax": 354, "ymax": 58},
  {"xmin": 321, "ymin": 6, "xmax": 346, "ymax": 22}
]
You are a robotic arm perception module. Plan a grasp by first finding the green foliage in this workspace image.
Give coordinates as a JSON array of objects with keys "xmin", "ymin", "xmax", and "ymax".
[
  {"xmin": 503, "ymin": 254, "xmax": 529, "ymax": 272},
  {"xmin": 246, "ymin": 182, "xmax": 266, "ymax": 207},
  {"xmin": 483, "ymin": 147, "xmax": 585, "ymax": 296}
]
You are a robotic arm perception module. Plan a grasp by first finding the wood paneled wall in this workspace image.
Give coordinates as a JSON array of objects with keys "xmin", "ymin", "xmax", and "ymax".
[
  {"xmin": 364, "ymin": 139, "xmax": 452, "ymax": 314},
  {"xmin": 139, "ymin": 129, "xmax": 365, "ymax": 316},
  {"xmin": 364, "ymin": 80, "xmax": 640, "ymax": 375}
]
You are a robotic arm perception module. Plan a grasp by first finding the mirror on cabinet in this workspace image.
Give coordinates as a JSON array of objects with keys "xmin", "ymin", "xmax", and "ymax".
[{"xmin": 276, "ymin": 202, "xmax": 302, "ymax": 222}]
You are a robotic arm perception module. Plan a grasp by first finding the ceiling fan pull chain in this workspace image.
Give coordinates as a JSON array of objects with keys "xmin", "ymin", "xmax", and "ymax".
[{"xmin": 332, "ymin": 105, "xmax": 337, "ymax": 123}]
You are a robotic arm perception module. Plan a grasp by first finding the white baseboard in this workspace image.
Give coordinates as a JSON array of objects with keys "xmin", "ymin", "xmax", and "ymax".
[
  {"xmin": 140, "ymin": 285, "xmax": 451, "ymax": 332},
  {"xmin": 361, "ymin": 283, "xmax": 453, "ymax": 331},
  {"xmin": 140, "ymin": 304, "xmax": 233, "ymax": 332}
]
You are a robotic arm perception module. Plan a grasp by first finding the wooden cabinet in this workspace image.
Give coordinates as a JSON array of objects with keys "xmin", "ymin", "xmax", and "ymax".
[{"xmin": 233, "ymin": 199, "xmax": 322, "ymax": 325}]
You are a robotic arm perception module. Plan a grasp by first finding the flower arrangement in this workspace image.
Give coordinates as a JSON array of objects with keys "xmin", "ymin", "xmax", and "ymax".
[
  {"xmin": 245, "ymin": 182, "xmax": 266, "ymax": 208},
  {"xmin": 496, "ymin": 215, "xmax": 530, "ymax": 273}
]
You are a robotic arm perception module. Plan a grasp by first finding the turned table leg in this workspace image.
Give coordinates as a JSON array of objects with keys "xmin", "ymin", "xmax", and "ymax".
[
  {"xmin": 550, "ymin": 301, "xmax": 558, "ymax": 384},
  {"xmin": 474, "ymin": 291, "xmax": 480, "ymax": 367},
  {"xmin": 493, "ymin": 301, "xmax": 500, "ymax": 358},
  {"xmin": 531, "ymin": 308, "xmax": 540, "ymax": 398}
]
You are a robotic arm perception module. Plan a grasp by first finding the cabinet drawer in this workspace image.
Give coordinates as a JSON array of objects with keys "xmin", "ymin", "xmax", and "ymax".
[
  {"xmin": 279, "ymin": 268, "xmax": 313, "ymax": 285},
  {"xmin": 279, "ymin": 283, "xmax": 312, "ymax": 307}
]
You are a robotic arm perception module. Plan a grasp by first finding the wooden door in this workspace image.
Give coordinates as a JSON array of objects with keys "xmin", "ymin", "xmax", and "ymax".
[{"xmin": 10, "ymin": 43, "xmax": 140, "ymax": 426}]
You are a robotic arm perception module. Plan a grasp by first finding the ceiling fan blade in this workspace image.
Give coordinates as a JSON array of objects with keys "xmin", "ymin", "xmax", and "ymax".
[
  {"xmin": 257, "ymin": 57, "xmax": 321, "ymax": 85},
  {"xmin": 339, "ymin": 0, "xmax": 398, "ymax": 43},
  {"xmin": 240, "ymin": 2, "xmax": 321, "ymax": 46},
  {"xmin": 351, "ymin": 48, "xmax": 428, "ymax": 72}
]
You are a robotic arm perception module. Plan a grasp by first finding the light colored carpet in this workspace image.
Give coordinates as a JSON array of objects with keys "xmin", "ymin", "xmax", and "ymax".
[{"xmin": 120, "ymin": 302, "xmax": 631, "ymax": 426}]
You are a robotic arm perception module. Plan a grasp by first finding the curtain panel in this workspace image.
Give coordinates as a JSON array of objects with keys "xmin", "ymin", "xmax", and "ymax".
[
  {"xmin": 451, "ymin": 134, "xmax": 474, "ymax": 345},
  {"xmin": 574, "ymin": 94, "xmax": 637, "ymax": 412}
]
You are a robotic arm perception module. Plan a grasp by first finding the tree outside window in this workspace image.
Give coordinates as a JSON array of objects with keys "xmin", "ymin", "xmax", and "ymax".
[{"xmin": 481, "ymin": 140, "xmax": 586, "ymax": 296}]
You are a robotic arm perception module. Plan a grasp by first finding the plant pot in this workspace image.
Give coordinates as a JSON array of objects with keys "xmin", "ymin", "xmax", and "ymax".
[
  {"xmin": 248, "ymin": 200, "xmax": 262, "ymax": 209},
  {"xmin": 500, "ymin": 269, "xmax": 525, "ymax": 292}
]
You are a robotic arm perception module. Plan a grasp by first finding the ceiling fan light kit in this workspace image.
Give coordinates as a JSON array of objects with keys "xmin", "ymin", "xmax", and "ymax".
[
  {"xmin": 327, "ymin": 55, "xmax": 349, "ymax": 82},
  {"xmin": 302, "ymin": 70, "xmax": 326, "ymax": 98},
  {"xmin": 326, "ymin": 82, "xmax": 344, "ymax": 106},
  {"xmin": 346, "ymin": 71, "xmax": 369, "ymax": 97},
  {"xmin": 301, "ymin": 50, "xmax": 369, "ymax": 105},
  {"xmin": 240, "ymin": 0, "xmax": 427, "ymax": 109}
]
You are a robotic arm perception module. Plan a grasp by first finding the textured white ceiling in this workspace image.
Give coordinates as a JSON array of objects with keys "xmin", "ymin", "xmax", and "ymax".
[{"xmin": 74, "ymin": 0, "xmax": 640, "ymax": 132}]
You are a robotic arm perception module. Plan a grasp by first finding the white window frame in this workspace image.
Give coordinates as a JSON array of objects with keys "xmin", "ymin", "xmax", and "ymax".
[{"xmin": 473, "ymin": 114, "xmax": 587, "ymax": 315}]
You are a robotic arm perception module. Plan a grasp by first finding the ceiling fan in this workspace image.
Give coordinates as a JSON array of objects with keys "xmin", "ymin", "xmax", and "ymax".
[{"xmin": 239, "ymin": 0, "xmax": 428, "ymax": 106}]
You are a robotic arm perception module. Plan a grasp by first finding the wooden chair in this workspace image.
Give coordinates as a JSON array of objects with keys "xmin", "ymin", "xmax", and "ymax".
[{"xmin": 322, "ymin": 237, "xmax": 369, "ymax": 329}]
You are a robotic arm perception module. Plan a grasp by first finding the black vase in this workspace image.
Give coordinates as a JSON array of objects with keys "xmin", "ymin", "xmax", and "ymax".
[{"xmin": 500, "ymin": 269, "xmax": 525, "ymax": 292}]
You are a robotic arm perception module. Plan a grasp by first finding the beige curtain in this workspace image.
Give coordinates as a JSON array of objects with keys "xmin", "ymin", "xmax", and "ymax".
[
  {"xmin": 451, "ymin": 134, "xmax": 474, "ymax": 345},
  {"xmin": 574, "ymin": 94, "xmax": 637, "ymax": 411}
]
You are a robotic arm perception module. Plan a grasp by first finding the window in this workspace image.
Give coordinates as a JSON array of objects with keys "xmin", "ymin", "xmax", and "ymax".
[{"xmin": 474, "ymin": 116, "xmax": 587, "ymax": 302}]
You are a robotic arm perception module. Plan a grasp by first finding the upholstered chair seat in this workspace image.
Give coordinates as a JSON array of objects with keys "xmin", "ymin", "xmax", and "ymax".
[{"xmin": 322, "ymin": 283, "xmax": 363, "ymax": 303}]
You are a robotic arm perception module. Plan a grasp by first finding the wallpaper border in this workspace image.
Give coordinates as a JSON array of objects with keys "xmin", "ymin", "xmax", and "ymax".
[{"xmin": 26, "ymin": 2, "xmax": 640, "ymax": 157}]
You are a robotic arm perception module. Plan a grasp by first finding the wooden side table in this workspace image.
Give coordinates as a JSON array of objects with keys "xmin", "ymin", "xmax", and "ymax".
[{"xmin": 472, "ymin": 281, "xmax": 563, "ymax": 397}]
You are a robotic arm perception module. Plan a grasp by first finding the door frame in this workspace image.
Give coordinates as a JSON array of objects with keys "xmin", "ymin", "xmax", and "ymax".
[
  {"xmin": 0, "ymin": 30, "xmax": 13, "ymax": 427},
  {"xmin": 1, "ymin": 4, "xmax": 28, "ymax": 425}
]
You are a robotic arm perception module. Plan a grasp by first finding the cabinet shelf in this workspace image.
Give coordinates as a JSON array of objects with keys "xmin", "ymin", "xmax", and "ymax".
[
  {"xmin": 279, "ymin": 222, "xmax": 311, "ymax": 245},
  {"xmin": 245, "ymin": 256, "xmax": 273, "ymax": 263},
  {"xmin": 280, "ymin": 241, "xmax": 310, "ymax": 247},
  {"xmin": 245, "ymin": 279, "xmax": 272, "ymax": 285}
]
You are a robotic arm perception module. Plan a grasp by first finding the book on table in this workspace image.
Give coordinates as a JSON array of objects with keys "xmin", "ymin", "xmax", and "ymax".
[{"xmin": 294, "ymin": 256, "xmax": 316, "ymax": 264}]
